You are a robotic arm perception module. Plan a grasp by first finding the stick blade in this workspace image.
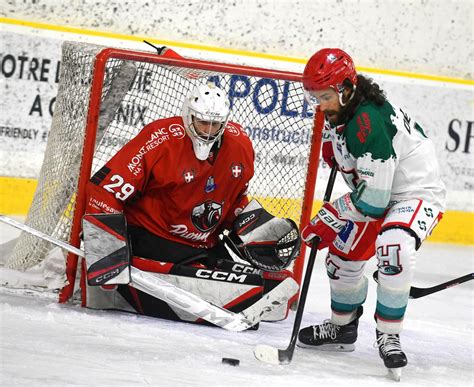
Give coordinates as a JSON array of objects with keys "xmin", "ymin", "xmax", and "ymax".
[{"xmin": 254, "ymin": 344, "xmax": 281, "ymax": 365}]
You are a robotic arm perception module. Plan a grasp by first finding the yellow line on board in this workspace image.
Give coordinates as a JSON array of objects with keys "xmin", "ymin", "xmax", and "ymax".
[
  {"xmin": 1, "ymin": 17, "xmax": 473, "ymax": 86},
  {"xmin": 0, "ymin": 176, "xmax": 37, "ymax": 215},
  {"xmin": 0, "ymin": 176, "xmax": 472, "ymax": 245},
  {"xmin": 308, "ymin": 200, "xmax": 474, "ymax": 246}
]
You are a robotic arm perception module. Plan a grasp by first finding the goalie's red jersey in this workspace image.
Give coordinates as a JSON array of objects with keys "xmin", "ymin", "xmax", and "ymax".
[{"xmin": 86, "ymin": 116, "xmax": 254, "ymax": 248}]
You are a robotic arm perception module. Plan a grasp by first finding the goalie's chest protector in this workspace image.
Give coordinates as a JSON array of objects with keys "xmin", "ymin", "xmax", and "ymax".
[{"xmin": 124, "ymin": 119, "xmax": 254, "ymax": 248}]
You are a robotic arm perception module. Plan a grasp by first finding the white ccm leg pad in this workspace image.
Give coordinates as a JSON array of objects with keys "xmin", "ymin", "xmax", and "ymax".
[
  {"xmin": 375, "ymin": 228, "xmax": 417, "ymax": 334},
  {"xmin": 129, "ymin": 267, "xmax": 299, "ymax": 331},
  {"xmin": 82, "ymin": 213, "xmax": 131, "ymax": 286},
  {"xmin": 129, "ymin": 267, "xmax": 253, "ymax": 331}
]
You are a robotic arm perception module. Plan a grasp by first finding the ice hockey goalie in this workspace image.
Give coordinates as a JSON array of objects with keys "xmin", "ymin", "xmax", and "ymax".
[{"xmin": 82, "ymin": 81, "xmax": 300, "ymax": 326}]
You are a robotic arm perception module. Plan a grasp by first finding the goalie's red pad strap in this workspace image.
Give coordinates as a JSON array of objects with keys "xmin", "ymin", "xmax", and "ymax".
[
  {"xmin": 132, "ymin": 256, "xmax": 174, "ymax": 274},
  {"xmin": 263, "ymin": 269, "xmax": 294, "ymax": 281}
]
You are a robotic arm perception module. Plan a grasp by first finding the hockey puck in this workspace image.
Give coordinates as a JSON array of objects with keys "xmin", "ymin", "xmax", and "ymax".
[{"xmin": 222, "ymin": 357, "xmax": 240, "ymax": 366}]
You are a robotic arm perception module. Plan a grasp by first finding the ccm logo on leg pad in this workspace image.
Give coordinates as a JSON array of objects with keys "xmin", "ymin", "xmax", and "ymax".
[{"xmin": 195, "ymin": 269, "xmax": 247, "ymax": 283}]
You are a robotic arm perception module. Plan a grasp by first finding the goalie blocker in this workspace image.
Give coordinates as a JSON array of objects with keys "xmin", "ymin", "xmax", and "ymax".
[{"xmin": 82, "ymin": 207, "xmax": 301, "ymax": 326}]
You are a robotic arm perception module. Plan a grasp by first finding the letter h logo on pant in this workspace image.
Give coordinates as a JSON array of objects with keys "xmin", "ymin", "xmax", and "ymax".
[{"xmin": 377, "ymin": 244, "xmax": 402, "ymax": 275}]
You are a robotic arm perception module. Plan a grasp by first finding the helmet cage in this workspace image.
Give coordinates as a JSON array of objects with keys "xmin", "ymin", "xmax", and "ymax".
[
  {"xmin": 188, "ymin": 110, "xmax": 227, "ymax": 144},
  {"xmin": 182, "ymin": 83, "xmax": 230, "ymax": 160}
]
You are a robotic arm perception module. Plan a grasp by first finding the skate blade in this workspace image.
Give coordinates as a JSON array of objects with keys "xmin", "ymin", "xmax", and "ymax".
[
  {"xmin": 297, "ymin": 341, "xmax": 355, "ymax": 352},
  {"xmin": 387, "ymin": 367, "xmax": 403, "ymax": 382}
]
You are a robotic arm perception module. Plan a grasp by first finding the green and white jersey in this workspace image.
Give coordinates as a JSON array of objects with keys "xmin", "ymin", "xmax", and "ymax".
[{"xmin": 326, "ymin": 99, "xmax": 446, "ymax": 222}]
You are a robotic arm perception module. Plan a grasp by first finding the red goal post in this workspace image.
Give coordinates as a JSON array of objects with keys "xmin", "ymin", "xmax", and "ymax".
[{"xmin": 6, "ymin": 42, "xmax": 324, "ymax": 303}]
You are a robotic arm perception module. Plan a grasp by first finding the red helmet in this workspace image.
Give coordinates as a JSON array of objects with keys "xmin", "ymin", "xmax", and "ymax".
[{"xmin": 302, "ymin": 48, "xmax": 357, "ymax": 92}]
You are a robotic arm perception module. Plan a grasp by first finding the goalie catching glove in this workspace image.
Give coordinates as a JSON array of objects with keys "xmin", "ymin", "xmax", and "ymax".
[{"xmin": 225, "ymin": 199, "xmax": 301, "ymax": 272}]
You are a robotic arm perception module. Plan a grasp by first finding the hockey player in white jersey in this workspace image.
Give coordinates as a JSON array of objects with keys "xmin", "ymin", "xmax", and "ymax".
[{"xmin": 297, "ymin": 48, "xmax": 446, "ymax": 380}]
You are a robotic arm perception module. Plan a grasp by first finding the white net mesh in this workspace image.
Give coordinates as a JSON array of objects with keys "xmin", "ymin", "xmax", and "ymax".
[
  {"xmin": 7, "ymin": 43, "xmax": 102, "ymax": 270},
  {"xmin": 7, "ymin": 42, "xmax": 316, "ymax": 282}
]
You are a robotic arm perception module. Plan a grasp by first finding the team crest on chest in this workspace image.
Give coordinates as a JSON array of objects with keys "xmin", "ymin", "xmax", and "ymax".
[
  {"xmin": 191, "ymin": 200, "xmax": 223, "ymax": 232},
  {"xmin": 183, "ymin": 169, "xmax": 196, "ymax": 183},
  {"xmin": 231, "ymin": 163, "xmax": 244, "ymax": 178}
]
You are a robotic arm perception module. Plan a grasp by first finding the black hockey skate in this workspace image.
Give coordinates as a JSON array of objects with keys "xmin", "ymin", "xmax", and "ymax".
[
  {"xmin": 297, "ymin": 307, "xmax": 363, "ymax": 352},
  {"xmin": 375, "ymin": 329, "xmax": 407, "ymax": 381}
]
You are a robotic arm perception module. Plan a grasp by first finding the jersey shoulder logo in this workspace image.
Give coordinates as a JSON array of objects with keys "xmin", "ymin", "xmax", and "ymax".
[
  {"xmin": 226, "ymin": 122, "xmax": 241, "ymax": 136},
  {"xmin": 356, "ymin": 112, "xmax": 372, "ymax": 143},
  {"xmin": 168, "ymin": 123, "xmax": 186, "ymax": 139}
]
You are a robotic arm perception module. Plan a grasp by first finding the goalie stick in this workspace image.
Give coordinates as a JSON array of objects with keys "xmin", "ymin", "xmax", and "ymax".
[
  {"xmin": 0, "ymin": 215, "xmax": 298, "ymax": 332},
  {"xmin": 372, "ymin": 270, "xmax": 473, "ymax": 299},
  {"xmin": 254, "ymin": 164, "xmax": 338, "ymax": 365}
]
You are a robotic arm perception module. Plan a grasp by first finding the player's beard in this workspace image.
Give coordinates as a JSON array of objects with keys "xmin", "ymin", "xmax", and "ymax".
[
  {"xmin": 325, "ymin": 104, "xmax": 352, "ymax": 126},
  {"xmin": 324, "ymin": 110, "xmax": 341, "ymax": 125}
]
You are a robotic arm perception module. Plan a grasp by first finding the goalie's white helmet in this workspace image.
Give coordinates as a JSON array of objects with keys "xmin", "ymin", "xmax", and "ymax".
[{"xmin": 182, "ymin": 83, "xmax": 230, "ymax": 160}]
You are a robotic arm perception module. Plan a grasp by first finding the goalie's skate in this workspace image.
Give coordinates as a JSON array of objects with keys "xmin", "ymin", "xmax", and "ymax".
[
  {"xmin": 297, "ymin": 307, "xmax": 362, "ymax": 352},
  {"xmin": 375, "ymin": 329, "xmax": 407, "ymax": 382}
]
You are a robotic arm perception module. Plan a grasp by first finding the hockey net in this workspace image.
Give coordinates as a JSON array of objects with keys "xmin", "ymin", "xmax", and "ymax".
[{"xmin": 6, "ymin": 41, "xmax": 323, "ymax": 302}]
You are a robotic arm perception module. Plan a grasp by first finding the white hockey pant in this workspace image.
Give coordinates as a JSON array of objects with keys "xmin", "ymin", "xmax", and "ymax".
[
  {"xmin": 326, "ymin": 227, "xmax": 417, "ymax": 331},
  {"xmin": 375, "ymin": 227, "xmax": 417, "ymax": 334},
  {"xmin": 326, "ymin": 253, "xmax": 368, "ymax": 326}
]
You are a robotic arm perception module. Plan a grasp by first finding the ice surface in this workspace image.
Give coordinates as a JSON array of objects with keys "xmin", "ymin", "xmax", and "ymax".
[{"xmin": 0, "ymin": 222, "xmax": 472, "ymax": 386}]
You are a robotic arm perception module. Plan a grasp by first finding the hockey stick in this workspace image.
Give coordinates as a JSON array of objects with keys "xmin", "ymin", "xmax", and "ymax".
[
  {"xmin": 372, "ymin": 270, "xmax": 473, "ymax": 299},
  {"xmin": 0, "ymin": 215, "xmax": 298, "ymax": 331},
  {"xmin": 143, "ymin": 40, "xmax": 167, "ymax": 55},
  {"xmin": 254, "ymin": 164, "xmax": 338, "ymax": 365}
]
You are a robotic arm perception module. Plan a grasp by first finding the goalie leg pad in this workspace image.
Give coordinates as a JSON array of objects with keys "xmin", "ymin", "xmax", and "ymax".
[
  {"xmin": 82, "ymin": 213, "xmax": 131, "ymax": 286},
  {"xmin": 85, "ymin": 257, "xmax": 264, "ymax": 328},
  {"xmin": 215, "ymin": 258, "xmax": 296, "ymax": 321}
]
